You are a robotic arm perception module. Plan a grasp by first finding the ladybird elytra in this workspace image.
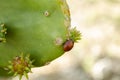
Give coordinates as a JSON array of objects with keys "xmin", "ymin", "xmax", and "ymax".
[{"xmin": 63, "ymin": 39, "xmax": 74, "ymax": 52}]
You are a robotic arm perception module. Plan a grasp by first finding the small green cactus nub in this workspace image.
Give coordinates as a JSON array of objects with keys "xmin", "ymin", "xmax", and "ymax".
[
  {"xmin": 69, "ymin": 27, "xmax": 81, "ymax": 42},
  {"xmin": 0, "ymin": 23, "xmax": 7, "ymax": 43}
]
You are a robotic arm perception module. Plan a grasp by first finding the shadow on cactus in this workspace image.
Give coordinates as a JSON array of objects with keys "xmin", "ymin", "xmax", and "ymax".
[{"xmin": 0, "ymin": 0, "xmax": 81, "ymax": 79}]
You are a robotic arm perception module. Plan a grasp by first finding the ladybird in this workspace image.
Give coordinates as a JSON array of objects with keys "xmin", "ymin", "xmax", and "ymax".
[{"xmin": 63, "ymin": 39, "xmax": 74, "ymax": 52}]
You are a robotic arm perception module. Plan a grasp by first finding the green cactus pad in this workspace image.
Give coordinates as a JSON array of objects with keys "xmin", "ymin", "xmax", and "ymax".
[
  {"xmin": 0, "ymin": 0, "xmax": 71, "ymax": 77},
  {"xmin": 0, "ymin": 0, "xmax": 81, "ymax": 78}
]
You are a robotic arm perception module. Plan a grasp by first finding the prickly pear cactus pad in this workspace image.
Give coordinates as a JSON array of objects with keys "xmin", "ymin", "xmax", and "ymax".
[{"xmin": 0, "ymin": 0, "xmax": 81, "ymax": 79}]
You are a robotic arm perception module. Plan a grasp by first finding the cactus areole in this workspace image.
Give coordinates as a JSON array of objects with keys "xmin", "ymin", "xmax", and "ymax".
[{"xmin": 0, "ymin": 0, "xmax": 81, "ymax": 79}]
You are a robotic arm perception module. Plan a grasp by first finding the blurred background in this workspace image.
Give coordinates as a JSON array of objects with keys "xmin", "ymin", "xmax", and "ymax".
[{"xmin": 3, "ymin": 0, "xmax": 120, "ymax": 80}]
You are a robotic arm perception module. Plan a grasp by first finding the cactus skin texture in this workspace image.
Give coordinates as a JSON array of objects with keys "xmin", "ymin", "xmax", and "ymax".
[{"xmin": 0, "ymin": 0, "xmax": 81, "ymax": 79}]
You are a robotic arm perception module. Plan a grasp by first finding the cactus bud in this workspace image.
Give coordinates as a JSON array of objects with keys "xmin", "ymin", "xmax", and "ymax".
[{"xmin": 7, "ymin": 54, "xmax": 33, "ymax": 80}]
